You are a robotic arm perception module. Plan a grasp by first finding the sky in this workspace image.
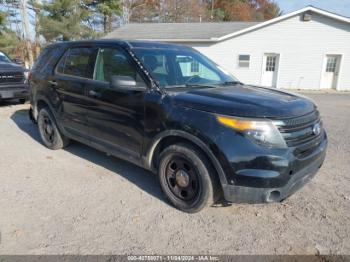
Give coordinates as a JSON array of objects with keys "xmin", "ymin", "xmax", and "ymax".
[{"xmin": 276, "ymin": 0, "xmax": 350, "ymax": 18}]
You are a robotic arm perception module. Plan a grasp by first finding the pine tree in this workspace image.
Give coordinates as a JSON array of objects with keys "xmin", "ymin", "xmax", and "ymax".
[
  {"xmin": 39, "ymin": 0, "xmax": 97, "ymax": 42},
  {"xmin": 93, "ymin": 0, "xmax": 121, "ymax": 33},
  {"xmin": 0, "ymin": 11, "xmax": 6, "ymax": 26},
  {"xmin": 0, "ymin": 10, "xmax": 20, "ymax": 57}
]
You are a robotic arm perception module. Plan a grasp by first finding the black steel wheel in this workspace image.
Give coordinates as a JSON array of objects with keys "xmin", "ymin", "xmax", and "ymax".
[
  {"xmin": 38, "ymin": 107, "xmax": 69, "ymax": 150},
  {"xmin": 158, "ymin": 143, "xmax": 218, "ymax": 213},
  {"xmin": 165, "ymin": 156, "xmax": 201, "ymax": 203}
]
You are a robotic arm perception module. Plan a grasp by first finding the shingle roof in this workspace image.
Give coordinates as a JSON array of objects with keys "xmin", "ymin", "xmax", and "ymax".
[{"xmin": 104, "ymin": 22, "xmax": 260, "ymax": 41}]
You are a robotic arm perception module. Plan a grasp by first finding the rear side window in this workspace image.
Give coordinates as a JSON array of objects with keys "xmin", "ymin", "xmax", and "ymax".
[
  {"xmin": 56, "ymin": 47, "xmax": 96, "ymax": 78},
  {"xmin": 32, "ymin": 45, "xmax": 66, "ymax": 76},
  {"xmin": 32, "ymin": 46, "xmax": 54, "ymax": 72}
]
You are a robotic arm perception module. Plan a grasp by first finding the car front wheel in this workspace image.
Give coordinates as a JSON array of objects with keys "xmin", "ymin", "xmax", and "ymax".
[
  {"xmin": 37, "ymin": 107, "xmax": 70, "ymax": 150},
  {"xmin": 158, "ymin": 143, "xmax": 218, "ymax": 213}
]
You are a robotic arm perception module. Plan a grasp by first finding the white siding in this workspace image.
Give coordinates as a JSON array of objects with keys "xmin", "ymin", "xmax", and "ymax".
[{"xmin": 182, "ymin": 12, "xmax": 350, "ymax": 90}]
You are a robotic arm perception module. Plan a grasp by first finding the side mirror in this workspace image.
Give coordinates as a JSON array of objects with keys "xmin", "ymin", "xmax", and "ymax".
[{"xmin": 110, "ymin": 75, "xmax": 146, "ymax": 91}]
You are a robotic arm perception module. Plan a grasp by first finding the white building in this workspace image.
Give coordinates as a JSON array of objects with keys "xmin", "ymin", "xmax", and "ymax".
[{"xmin": 105, "ymin": 6, "xmax": 350, "ymax": 91}]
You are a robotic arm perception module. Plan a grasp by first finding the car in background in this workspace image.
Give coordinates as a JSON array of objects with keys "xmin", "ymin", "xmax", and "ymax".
[{"xmin": 0, "ymin": 51, "xmax": 28, "ymax": 104}]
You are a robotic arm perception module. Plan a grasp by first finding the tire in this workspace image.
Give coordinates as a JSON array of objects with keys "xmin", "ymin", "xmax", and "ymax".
[
  {"xmin": 29, "ymin": 107, "xmax": 36, "ymax": 124},
  {"xmin": 158, "ymin": 143, "xmax": 218, "ymax": 213},
  {"xmin": 37, "ymin": 107, "xmax": 70, "ymax": 150}
]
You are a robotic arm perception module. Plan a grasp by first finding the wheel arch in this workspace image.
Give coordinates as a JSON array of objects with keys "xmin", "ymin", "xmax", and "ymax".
[
  {"xmin": 145, "ymin": 130, "xmax": 228, "ymax": 186},
  {"xmin": 32, "ymin": 96, "xmax": 55, "ymax": 121}
]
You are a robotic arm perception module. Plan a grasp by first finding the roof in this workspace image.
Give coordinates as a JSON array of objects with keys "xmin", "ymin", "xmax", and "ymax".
[
  {"xmin": 104, "ymin": 6, "xmax": 350, "ymax": 43},
  {"xmin": 104, "ymin": 22, "xmax": 260, "ymax": 42}
]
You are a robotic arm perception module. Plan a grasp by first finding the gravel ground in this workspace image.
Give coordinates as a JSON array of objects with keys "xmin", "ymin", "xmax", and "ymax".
[{"xmin": 0, "ymin": 92, "xmax": 349, "ymax": 255}]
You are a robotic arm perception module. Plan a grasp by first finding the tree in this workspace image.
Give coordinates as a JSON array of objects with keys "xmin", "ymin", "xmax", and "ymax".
[
  {"xmin": 128, "ymin": 0, "xmax": 210, "ymax": 23},
  {"xmin": 122, "ymin": 0, "xmax": 160, "ymax": 24},
  {"xmin": 212, "ymin": 0, "xmax": 281, "ymax": 21},
  {"xmin": 0, "ymin": 28, "xmax": 20, "ymax": 55},
  {"xmin": 0, "ymin": 11, "xmax": 6, "ymax": 26},
  {"xmin": 0, "ymin": 10, "xmax": 21, "ymax": 57},
  {"xmin": 39, "ymin": 0, "xmax": 97, "ymax": 42},
  {"xmin": 1, "ymin": 0, "xmax": 39, "ymax": 66},
  {"xmin": 124, "ymin": 0, "xmax": 281, "ymax": 23},
  {"xmin": 253, "ymin": 0, "xmax": 282, "ymax": 20},
  {"xmin": 161, "ymin": 0, "xmax": 210, "ymax": 22},
  {"xmin": 93, "ymin": 0, "xmax": 121, "ymax": 33},
  {"xmin": 28, "ymin": 0, "xmax": 42, "ymax": 57},
  {"xmin": 19, "ymin": 0, "xmax": 34, "ymax": 66}
]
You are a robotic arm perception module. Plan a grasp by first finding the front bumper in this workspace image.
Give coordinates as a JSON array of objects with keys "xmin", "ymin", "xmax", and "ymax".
[
  {"xmin": 0, "ymin": 84, "xmax": 28, "ymax": 100},
  {"xmin": 221, "ymin": 133, "xmax": 328, "ymax": 203}
]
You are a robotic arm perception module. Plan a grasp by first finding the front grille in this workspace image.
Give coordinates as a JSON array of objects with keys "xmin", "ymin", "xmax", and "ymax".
[
  {"xmin": 275, "ymin": 110, "xmax": 324, "ymax": 158},
  {"xmin": 0, "ymin": 71, "xmax": 24, "ymax": 85}
]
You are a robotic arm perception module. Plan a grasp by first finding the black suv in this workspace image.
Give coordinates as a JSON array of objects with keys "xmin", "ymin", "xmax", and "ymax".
[
  {"xmin": 29, "ymin": 40, "xmax": 327, "ymax": 213},
  {"xmin": 0, "ymin": 51, "xmax": 28, "ymax": 103}
]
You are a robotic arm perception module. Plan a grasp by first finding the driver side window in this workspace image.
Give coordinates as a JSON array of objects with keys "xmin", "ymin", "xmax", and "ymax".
[{"xmin": 94, "ymin": 48, "xmax": 145, "ymax": 85}]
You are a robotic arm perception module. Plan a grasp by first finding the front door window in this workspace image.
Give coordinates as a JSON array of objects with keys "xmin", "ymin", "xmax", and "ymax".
[{"xmin": 94, "ymin": 48, "xmax": 145, "ymax": 86}]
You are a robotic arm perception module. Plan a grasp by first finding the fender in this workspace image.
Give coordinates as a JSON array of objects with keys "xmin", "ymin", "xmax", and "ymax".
[
  {"xmin": 32, "ymin": 94, "xmax": 56, "ymax": 121},
  {"xmin": 32, "ymin": 94, "xmax": 67, "ymax": 135},
  {"xmin": 144, "ymin": 129, "xmax": 228, "ymax": 186}
]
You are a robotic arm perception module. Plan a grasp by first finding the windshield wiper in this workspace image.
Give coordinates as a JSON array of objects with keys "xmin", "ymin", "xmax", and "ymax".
[
  {"xmin": 165, "ymin": 84, "xmax": 217, "ymax": 89},
  {"xmin": 221, "ymin": 81, "xmax": 244, "ymax": 86},
  {"xmin": 168, "ymin": 82, "xmax": 242, "ymax": 89},
  {"xmin": 185, "ymin": 83, "xmax": 217, "ymax": 88}
]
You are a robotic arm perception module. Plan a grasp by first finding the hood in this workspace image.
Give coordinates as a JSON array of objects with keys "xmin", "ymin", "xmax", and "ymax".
[
  {"xmin": 0, "ymin": 62, "xmax": 24, "ymax": 72},
  {"xmin": 170, "ymin": 84, "xmax": 316, "ymax": 119}
]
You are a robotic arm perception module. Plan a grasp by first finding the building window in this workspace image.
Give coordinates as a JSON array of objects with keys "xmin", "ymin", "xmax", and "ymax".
[
  {"xmin": 266, "ymin": 56, "xmax": 277, "ymax": 72},
  {"xmin": 191, "ymin": 60, "xmax": 199, "ymax": 73},
  {"xmin": 238, "ymin": 54, "xmax": 250, "ymax": 68}
]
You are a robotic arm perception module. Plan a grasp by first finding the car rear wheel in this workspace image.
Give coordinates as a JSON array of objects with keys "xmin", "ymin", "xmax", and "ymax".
[
  {"xmin": 158, "ymin": 143, "xmax": 218, "ymax": 213},
  {"xmin": 38, "ymin": 107, "xmax": 70, "ymax": 150}
]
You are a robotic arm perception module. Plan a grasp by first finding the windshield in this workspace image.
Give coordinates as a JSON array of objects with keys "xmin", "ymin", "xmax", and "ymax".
[
  {"xmin": 132, "ymin": 47, "xmax": 239, "ymax": 88},
  {"xmin": 0, "ymin": 51, "xmax": 12, "ymax": 63}
]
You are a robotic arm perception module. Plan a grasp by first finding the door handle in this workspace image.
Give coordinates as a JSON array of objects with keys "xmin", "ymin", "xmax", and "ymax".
[
  {"xmin": 88, "ymin": 90, "xmax": 101, "ymax": 98},
  {"xmin": 48, "ymin": 80, "xmax": 58, "ymax": 87}
]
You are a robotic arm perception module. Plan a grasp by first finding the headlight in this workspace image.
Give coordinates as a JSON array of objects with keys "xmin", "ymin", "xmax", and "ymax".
[{"xmin": 216, "ymin": 115, "xmax": 287, "ymax": 148}]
